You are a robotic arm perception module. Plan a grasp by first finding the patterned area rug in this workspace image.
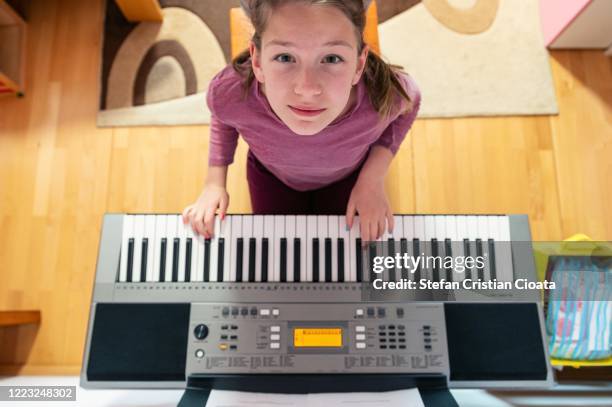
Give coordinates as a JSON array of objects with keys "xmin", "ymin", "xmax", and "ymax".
[{"xmin": 98, "ymin": 0, "xmax": 557, "ymax": 127}]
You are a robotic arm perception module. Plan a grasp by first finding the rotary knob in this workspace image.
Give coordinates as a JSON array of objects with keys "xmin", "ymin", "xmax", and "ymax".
[{"xmin": 193, "ymin": 324, "xmax": 209, "ymax": 340}]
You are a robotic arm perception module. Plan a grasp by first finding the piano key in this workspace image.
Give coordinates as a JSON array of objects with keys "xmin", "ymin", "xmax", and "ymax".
[
  {"xmin": 242, "ymin": 216, "xmax": 253, "ymax": 282},
  {"xmin": 152, "ymin": 215, "xmax": 165, "ymax": 282},
  {"xmin": 185, "ymin": 237, "xmax": 193, "ymax": 282},
  {"xmin": 387, "ymin": 238, "xmax": 396, "ymax": 282},
  {"xmin": 204, "ymin": 238, "xmax": 211, "ymax": 282},
  {"xmin": 172, "ymin": 238, "xmax": 180, "ymax": 282},
  {"xmin": 261, "ymin": 238, "xmax": 269, "ymax": 282},
  {"xmin": 487, "ymin": 238, "xmax": 497, "ymax": 281},
  {"xmin": 431, "ymin": 238, "xmax": 440, "ymax": 282},
  {"xmin": 487, "ymin": 216, "xmax": 500, "ymax": 281},
  {"xmin": 477, "ymin": 216, "xmax": 491, "ymax": 281},
  {"xmin": 467, "ymin": 216, "xmax": 480, "ymax": 282},
  {"xmin": 285, "ymin": 216, "xmax": 296, "ymax": 282},
  {"xmin": 349, "ymin": 217, "xmax": 360, "ymax": 282},
  {"xmin": 119, "ymin": 215, "xmax": 134, "ymax": 282},
  {"xmin": 165, "ymin": 215, "xmax": 177, "ymax": 282},
  {"xmin": 412, "ymin": 238, "xmax": 421, "ymax": 282},
  {"xmin": 444, "ymin": 238, "xmax": 452, "ymax": 282},
  {"xmin": 209, "ymin": 216, "xmax": 220, "ymax": 282},
  {"xmin": 274, "ymin": 215, "xmax": 284, "ymax": 282},
  {"xmin": 325, "ymin": 237, "xmax": 332, "ymax": 282},
  {"xmin": 475, "ymin": 238, "xmax": 484, "ymax": 281},
  {"xmin": 253, "ymin": 215, "xmax": 263, "ymax": 282},
  {"xmin": 317, "ymin": 216, "xmax": 328, "ymax": 282},
  {"xmin": 424, "ymin": 216, "xmax": 436, "ymax": 283},
  {"xmin": 338, "ymin": 238, "xmax": 345, "ymax": 282},
  {"xmin": 355, "ymin": 238, "xmax": 363, "ymax": 282},
  {"xmin": 186, "ymin": 219, "xmax": 198, "ymax": 282},
  {"xmin": 399, "ymin": 238, "xmax": 409, "ymax": 280},
  {"xmin": 368, "ymin": 242, "xmax": 377, "ymax": 283},
  {"xmin": 329, "ymin": 216, "xmax": 339, "ymax": 282},
  {"xmin": 236, "ymin": 237, "xmax": 244, "ymax": 282},
  {"xmin": 159, "ymin": 238, "xmax": 167, "ymax": 282},
  {"xmin": 230, "ymin": 215, "xmax": 242, "ymax": 282},
  {"xmin": 220, "ymin": 215, "xmax": 233, "ymax": 282},
  {"xmin": 296, "ymin": 216, "xmax": 307, "ymax": 282},
  {"xmin": 338, "ymin": 215, "xmax": 350, "ymax": 282},
  {"xmin": 126, "ymin": 238, "xmax": 135, "ymax": 282},
  {"xmin": 144, "ymin": 216, "xmax": 156, "ymax": 282},
  {"xmin": 248, "ymin": 237, "xmax": 256, "ymax": 282},
  {"xmin": 194, "ymin": 230, "xmax": 205, "ymax": 283},
  {"xmin": 306, "ymin": 216, "xmax": 318, "ymax": 282},
  {"xmin": 293, "ymin": 238, "xmax": 301, "ymax": 282},
  {"xmin": 454, "ymin": 216, "xmax": 468, "ymax": 282},
  {"xmin": 496, "ymin": 216, "xmax": 514, "ymax": 282},
  {"xmin": 392, "ymin": 215, "xmax": 404, "ymax": 281},
  {"xmin": 312, "ymin": 238, "xmax": 320, "ymax": 282},
  {"xmin": 434, "ymin": 216, "xmax": 447, "ymax": 283},
  {"xmin": 132, "ymin": 215, "xmax": 145, "ymax": 282},
  {"xmin": 463, "ymin": 238, "xmax": 472, "ymax": 280},
  {"xmin": 140, "ymin": 238, "xmax": 148, "ymax": 282},
  {"xmin": 177, "ymin": 215, "xmax": 188, "ymax": 282},
  {"xmin": 280, "ymin": 237, "xmax": 287, "ymax": 282},
  {"xmin": 263, "ymin": 215, "xmax": 275, "ymax": 282}
]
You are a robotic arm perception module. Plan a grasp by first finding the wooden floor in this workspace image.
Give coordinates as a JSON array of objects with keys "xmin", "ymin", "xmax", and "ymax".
[{"xmin": 0, "ymin": 0, "xmax": 610, "ymax": 375}]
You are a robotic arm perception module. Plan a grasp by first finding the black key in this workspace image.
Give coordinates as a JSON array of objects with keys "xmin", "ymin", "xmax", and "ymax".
[
  {"xmin": 488, "ymin": 238, "xmax": 497, "ymax": 281},
  {"xmin": 203, "ymin": 238, "xmax": 211, "ymax": 282},
  {"xmin": 185, "ymin": 238, "xmax": 192, "ymax": 282},
  {"xmin": 294, "ymin": 238, "xmax": 301, "ymax": 282},
  {"xmin": 476, "ymin": 238, "xmax": 484, "ymax": 281},
  {"xmin": 140, "ymin": 238, "xmax": 148, "ymax": 282},
  {"xmin": 400, "ymin": 238, "xmax": 409, "ymax": 280},
  {"xmin": 280, "ymin": 238, "xmax": 287, "ymax": 282},
  {"xmin": 126, "ymin": 238, "xmax": 134, "ymax": 282},
  {"xmin": 444, "ymin": 238, "xmax": 452, "ymax": 282},
  {"xmin": 172, "ymin": 238, "xmax": 180, "ymax": 282},
  {"xmin": 325, "ymin": 238, "xmax": 332, "ymax": 282},
  {"xmin": 217, "ymin": 238, "xmax": 224, "ymax": 282},
  {"xmin": 338, "ymin": 238, "xmax": 345, "ymax": 282},
  {"xmin": 248, "ymin": 237, "xmax": 256, "ymax": 282},
  {"xmin": 388, "ymin": 238, "xmax": 396, "ymax": 282},
  {"xmin": 261, "ymin": 238, "xmax": 269, "ymax": 282},
  {"xmin": 463, "ymin": 238, "xmax": 471, "ymax": 280},
  {"xmin": 369, "ymin": 243, "xmax": 377, "ymax": 282},
  {"xmin": 431, "ymin": 238, "xmax": 439, "ymax": 282},
  {"xmin": 356, "ymin": 238, "xmax": 363, "ymax": 282},
  {"xmin": 159, "ymin": 238, "xmax": 167, "ymax": 282},
  {"xmin": 313, "ymin": 238, "xmax": 320, "ymax": 282},
  {"xmin": 236, "ymin": 238, "xmax": 244, "ymax": 282},
  {"xmin": 413, "ymin": 239, "xmax": 421, "ymax": 282}
]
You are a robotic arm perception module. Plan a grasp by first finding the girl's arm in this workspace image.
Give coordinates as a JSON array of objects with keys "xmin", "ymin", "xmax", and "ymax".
[{"xmin": 345, "ymin": 145, "xmax": 395, "ymax": 243}]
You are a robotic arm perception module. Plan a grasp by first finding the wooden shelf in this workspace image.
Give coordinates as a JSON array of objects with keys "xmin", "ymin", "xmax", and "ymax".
[
  {"xmin": 0, "ymin": 0, "xmax": 26, "ymax": 97},
  {"xmin": 0, "ymin": 311, "xmax": 41, "ymax": 327}
]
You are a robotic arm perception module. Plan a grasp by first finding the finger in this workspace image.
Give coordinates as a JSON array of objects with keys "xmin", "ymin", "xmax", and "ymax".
[
  {"xmin": 360, "ymin": 219, "xmax": 370, "ymax": 246},
  {"xmin": 191, "ymin": 210, "xmax": 205, "ymax": 237},
  {"xmin": 182, "ymin": 205, "xmax": 193, "ymax": 224},
  {"xmin": 345, "ymin": 200, "xmax": 356, "ymax": 229},
  {"xmin": 219, "ymin": 195, "xmax": 229, "ymax": 221},
  {"xmin": 387, "ymin": 212, "xmax": 394, "ymax": 234},
  {"xmin": 370, "ymin": 221, "xmax": 379, "ymax": 243},
  {"xmin": 377, "ymin": 217, "xmax": 386, "ymax": 240},
  {"xmin": 204, "ymin": 207, "xmax": 216, "ymax": 238}
]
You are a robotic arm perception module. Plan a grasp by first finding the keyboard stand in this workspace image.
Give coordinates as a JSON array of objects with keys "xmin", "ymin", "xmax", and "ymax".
[{"xmin": 177, "ymin": 374, "xmax": 458, "ymax": 407}]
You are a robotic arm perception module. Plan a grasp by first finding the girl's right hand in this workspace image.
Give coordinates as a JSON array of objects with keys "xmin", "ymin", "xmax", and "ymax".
[{"xmin": 182, "ymin": 185, "xmax": 229, "ymax": 238}]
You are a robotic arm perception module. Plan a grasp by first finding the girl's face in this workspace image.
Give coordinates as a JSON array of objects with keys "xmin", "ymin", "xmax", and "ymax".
[{"xmin": 250, "ymin": 2, "xmax": 368, "ymax": 136}]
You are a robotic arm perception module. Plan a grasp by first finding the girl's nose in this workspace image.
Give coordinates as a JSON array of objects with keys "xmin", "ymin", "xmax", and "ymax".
[{"xmin": 294, "ymin": 67, "xmax": 322, "ymax": 97}]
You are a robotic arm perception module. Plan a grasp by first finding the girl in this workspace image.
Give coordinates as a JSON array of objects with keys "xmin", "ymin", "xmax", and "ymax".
[{"xmin": 183, "ymin": 0, "xmax": 420, "ymax": 242}]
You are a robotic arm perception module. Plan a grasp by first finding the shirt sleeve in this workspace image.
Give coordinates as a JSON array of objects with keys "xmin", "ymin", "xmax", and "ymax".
[
  {"xmin": 207, "ymin": 76, "xmax": 240, "ymax": 166},
  {"xmin": 372, "ymin": 75, "xmax": 421, "ymax": 155}
]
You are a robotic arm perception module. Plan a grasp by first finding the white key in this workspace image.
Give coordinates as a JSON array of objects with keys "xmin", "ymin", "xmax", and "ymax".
[
  {"xmin": 338, "ymin": 215, "xmax": 350, "ymax": 282},
  {"xmin": 296, "ymin": 215, "xmax": 307, "ymax": 282},
  {"xmin": 274, "ymin": 215, "xmax": 284, "ymax": 282},
  {"xmin": 132, "ymin": 215, "xmax": 145, "ymax": 282},
  {"xmin": 391, "ymin": 215, "xmax": 403, "ymax": 281},
  {"xmin": 220, "ymin": 215, "xmax": 232, "ymax": 282},
  {"xmin": 445, "ymin": 215, "xmax": 463, "ymax": 283},
  {"xmin": 477, "ymin": 216, "xmax": 491, "ymax": 281},
  {"xmin": 195, "ymin": 226, "xmax": 205, "ymax": 282},
  {"xmin": 497, "ymin": 216, "xmax": 513, "ymax": 282},
  {"xmin": 285, "ymin": 215, "xmax": 296, "ymax": 282},
  {"xmin": 454, "ymin": 215, "xmax": 469, "ymax": 283},
  {"xmin": 466, "ymin": 216, "xmax": 480, "ymax": 282},
  {"xmin": 152, "ymin": 215, "xmax": 165, "ymax": 282},
  {"xmin": 307, "ymin": 216, "xmax": 318, "ymax": 282},
  {"xmin": 187, "ymin": 218, "xmax": 199, "ymax": 282},
  {"xmin": 177, "ymin": 215, "xmax": 188, "ymax": 282},
  {"xmin": 144, "ymin": 216, "xmax": 156, "ymax": 282},
  {"xmin": 119, "ymin": 215, "xmax": 134, "ymax": 282},
  {"xmin": 263, "ymin": 215, "xmax": 275, "ymax": 282},
  {"xmin": 165, "ymin": 215, "xmax": 177, "ymax": 282},
  {"xmin": 329, "ymin": 216, "xmax": 339, "ymax": 282},
  {"xmin": 318, "ymin": 216, "xmax": 328, "ymax": 282},
  {"xmin": 253, "ymin": 215, "xmax": 264, "ymax": 282},
  {"xmin": 349, "ymin": 216, "xmax": 361, "ymax": 282},
  {"xmin": 424, "ymin": 216, "xmax": 436, "ymax": 282},
  {"xmin": 230, "ymin": 215, "xmax": 243, "ymax": 282},
  {"xmin": 209, "ymin": 216, "xmax": 220, "ymax": 282},
  {"xmin": 242, "ymin": 215, "xmax": 253, "ymax": 282}
]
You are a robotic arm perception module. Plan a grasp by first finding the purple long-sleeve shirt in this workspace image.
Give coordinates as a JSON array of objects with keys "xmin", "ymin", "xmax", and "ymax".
[{"xmin": 207, "ymin": 64, "xmax": 421, "ymax": 191}]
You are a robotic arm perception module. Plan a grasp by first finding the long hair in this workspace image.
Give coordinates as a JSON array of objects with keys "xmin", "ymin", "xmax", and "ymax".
[{"xmin": 232, "ymin": 0, "xmax": 413, "ymax": 119}]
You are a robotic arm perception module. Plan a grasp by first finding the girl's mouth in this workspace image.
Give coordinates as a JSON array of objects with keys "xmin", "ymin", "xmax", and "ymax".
[{"xmin": 289, "ymin": 105, "xmax": 326, "ymax": 117}]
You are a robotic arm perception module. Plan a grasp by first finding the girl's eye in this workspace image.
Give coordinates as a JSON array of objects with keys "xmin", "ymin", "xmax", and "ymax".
[
  {"xmin": 323, "ymin": 55, "xmax": 344, "ymax": 64},
  {"xmin": 274, "ymin": 54, "xmax": 294, "ymax": 63}
]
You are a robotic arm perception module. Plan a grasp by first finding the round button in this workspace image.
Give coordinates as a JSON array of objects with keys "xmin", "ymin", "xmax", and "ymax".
[
  {"xmin": 193, "ymin": 324, "xmax": 209, "ymax": 340},
  {"xmin": 195, "ymin": 349, "xmax": 205, "ymax": 359}
]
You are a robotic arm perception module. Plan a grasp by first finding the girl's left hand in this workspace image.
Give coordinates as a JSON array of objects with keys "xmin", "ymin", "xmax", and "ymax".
[{"xmin": 345, "ymin": 176, "xmax": 394, "ymax": 243}]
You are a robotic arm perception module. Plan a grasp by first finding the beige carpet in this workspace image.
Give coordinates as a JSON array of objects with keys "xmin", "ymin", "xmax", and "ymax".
[{"xmin": 379, "ymin": 0, "xmax": 559, "ymax": 118}]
